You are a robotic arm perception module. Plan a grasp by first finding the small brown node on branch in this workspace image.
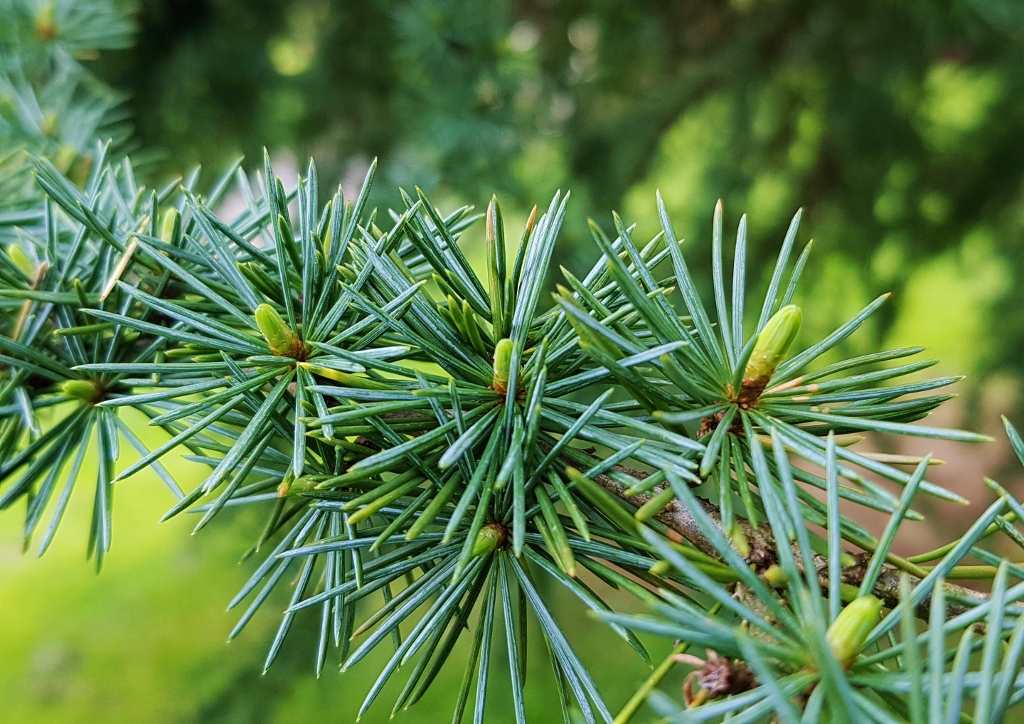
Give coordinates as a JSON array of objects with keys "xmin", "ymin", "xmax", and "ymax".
[
  {"xmin": 354, "ymin": 436, "xmax": 381, "ymax": 453},
  {"xmin": 746, "ymin": 546, "xmax": 777, "ymax": 572},
  {"xmin": 699, "ymin": 408, "xmax": 744, "ymax": 439},
  {"xmin": 735, "ymin": 376, "xmax": 769, "ymax": 409},
  {"xmin": 675, "ymin": 649, "xmax": 757, "ymax": 708}
]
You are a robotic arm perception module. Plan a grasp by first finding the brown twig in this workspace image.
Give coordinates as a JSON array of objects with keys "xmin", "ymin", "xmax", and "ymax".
[{"xmin": 582, "ymin": 462, "xmax": 988, "ymax": 618}]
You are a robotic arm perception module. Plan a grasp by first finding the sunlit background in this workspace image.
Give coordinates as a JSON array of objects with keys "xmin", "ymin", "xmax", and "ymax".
[{"xmin": 5, "ymin": 0, "xmax": 1024, "ymax": 720}]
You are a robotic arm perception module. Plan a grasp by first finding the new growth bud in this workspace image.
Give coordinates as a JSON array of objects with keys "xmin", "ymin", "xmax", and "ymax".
[
  {"xmin": 7, "ymin": 244, "xmax": 36, "ymax": 277},
  {"xmin": 160, "ymin": 208, "xmax": 182, "ymax": 245},
  {"xmin": 62, "ymin": 379, "xmax": 103, "ymax": 404},
  {"xmin": 471, "ymin": 523, "xmax": 506, "ymax": 557},
  {"xmin": 741, "ymin": 305, "xmax": 802, "ymax": 400},
  {"xmin": 492, "ymin": 338, "xmax": 514, "ymax": 394},
  {"xmin": 255, "ymin": 304, "xmax": 306, "ymax": 359},
  {"xmin": 826, "ymin": 595, "xmax": 882, "ymax": 669},
  {"xmin": 34, "ymin": 2, "xmax": 57, "ymax": 41},
  {"xmin": 763, "ymin": 564, "xmax": 788, "ymax": 588}
]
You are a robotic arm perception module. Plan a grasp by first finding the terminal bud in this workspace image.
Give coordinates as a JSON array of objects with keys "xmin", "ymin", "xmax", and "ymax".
[
  {"xmin": 741, "ymin": 305, "xmax": 802, "ymax": 400},
  {"xmin": 255, "ymin": 304, "xmax": 306, "ymax": 359},
  {"xmin": 471, "ymin": 523, "xmax": 506, "ymax": 557},
  {"xmin": 826, "ymin": 595, "xmax": 883, "ymax": 669}
]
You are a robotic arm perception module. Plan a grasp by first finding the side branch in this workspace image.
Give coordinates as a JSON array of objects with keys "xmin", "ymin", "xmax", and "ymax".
[{"xmin": 587, "ymin": 467, "xmax": 987, "ymax": 617}]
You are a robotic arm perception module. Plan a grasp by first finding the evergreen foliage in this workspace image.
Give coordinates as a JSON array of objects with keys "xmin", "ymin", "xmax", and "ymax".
[
  {"xmin": 4, "ymin": 1, "xmax": 1024, "ymax": 722},
  {"xmin": 2, "ymin": 145, "xmax": 1024, "ymax": 722}
]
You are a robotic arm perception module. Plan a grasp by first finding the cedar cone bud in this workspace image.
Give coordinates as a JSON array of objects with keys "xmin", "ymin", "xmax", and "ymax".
[
  {"xmin": 34, "ymin": 2, "xmax": 57, "ymax": 40},
  {"xmin": 255, "ymin": 304, "xmax": 306, "ymax": 359},
  {"xmin": 160, "ymin": 208, "xmax": 181, "ymax": 245},
  {"xmin": 763, "ymin": 564, "xmax": 788, "ymax": 588},
  {"xmin": 471, "ymin": 523, "xmax": 506, "ymax": 557},
  {"xmin": 743, "ymin": 305, "xmax": 802, "ymax": 392},
  {"xmin": 492, "ymin": 338, "xmax": 514, "ymax": 394},
  {"xmin": 62, "ymin": 379, "xmax": 103, "ymax": 404},
  {"xmin": 826, "ymin": 595, "xmax": 883, "ymax": 669},
  {"xmin": 7, "ymin": 244, "xmax": 35, "ymax": 277}
]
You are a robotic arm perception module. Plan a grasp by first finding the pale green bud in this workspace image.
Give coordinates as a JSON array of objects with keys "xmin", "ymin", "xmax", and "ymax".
[
  {"xmin": 7, "ymin": 244, "xmax": 35, "ymax": 277},
  {"xmin": 763, "ymin": 564, "xmax": 788, "ymax": 588},
  {"xmin": 160, "ymin": 208, "xmax": 182, "ymax": 245},
  {"xmin": 744, "ymin": 305, "xmax": 802, "ymax": 388},
  {"xmin": 648, "ymin": 560, "xmax": 671, "ymax": 577},
  {"xmin": 492, "ymin": 338, "xmax": 514, "ymax": 394},
  {"xmin": 62, "ymin": 379, "xmax": 103, "ymax": 404},
  {"xmin": 34, "ymin": 1, "xmax": 57, "ymax": 40},
  {"xmin": 826, "ymin": 595, "xmax": 883, "ymax": 669},
  {"xmin": 471, "ymin": 524, "xmax": 506, "ymax": 557},
  {"xmin": 255, "ymin": 304, "xmax": 306, "ymax": 359}
]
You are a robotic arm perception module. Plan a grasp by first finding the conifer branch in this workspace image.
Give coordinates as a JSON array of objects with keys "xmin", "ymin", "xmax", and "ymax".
[{"xmin": 587, "ymin": 461, "xmax": 988, "ymax": 618}]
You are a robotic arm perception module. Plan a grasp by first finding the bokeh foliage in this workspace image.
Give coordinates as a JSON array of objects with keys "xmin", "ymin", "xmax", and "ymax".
[{"xmin": 104, "ymin": 0, "xmax": 1024, "ymax": 383}]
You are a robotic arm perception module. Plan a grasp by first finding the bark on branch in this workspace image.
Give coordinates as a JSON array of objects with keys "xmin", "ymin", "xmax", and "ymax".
[{"xmin": 584, "ymin": 464, "xmax": 987, "ymax": 618}]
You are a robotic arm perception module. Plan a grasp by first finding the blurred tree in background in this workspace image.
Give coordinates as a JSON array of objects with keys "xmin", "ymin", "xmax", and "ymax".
[
  {"xmin": 0, "ymin": 0, "xmax": 134, "ymax": 205},
  {"xmin": 95, "ymin": 0, "xmax": 1024, "ymax": 381}
]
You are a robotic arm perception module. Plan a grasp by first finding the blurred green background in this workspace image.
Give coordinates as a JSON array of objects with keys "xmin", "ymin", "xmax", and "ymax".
[{"xmin": 6, "ymin": 0, "xmax": 1024, "ymax": 720}]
